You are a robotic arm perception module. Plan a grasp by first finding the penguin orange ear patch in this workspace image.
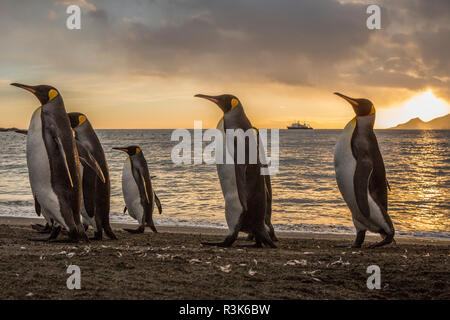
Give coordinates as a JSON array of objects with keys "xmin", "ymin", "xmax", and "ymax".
[
  {"xmin": 231, "ymin": 98, "xmax": 239, "ymax": 109},
  {"xmin": 78, "ymin": 115, "xmax": 87, "ymax": 125},
  {"xmin": 48, "ymin": 89, "xmax": 58, "ymax": 101},
  {"xmin": 136, "ymin": 147, "xmax": 141, "ymax": 154}
]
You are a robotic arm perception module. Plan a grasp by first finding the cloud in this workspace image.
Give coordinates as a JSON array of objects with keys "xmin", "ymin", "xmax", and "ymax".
[
  {"xmin": 55, "ymin": 0, "xmax": 96, "ymax": 12},
  {"xmin": 0, "ymin": 0, "xmax": 449, "ymax": 114}
]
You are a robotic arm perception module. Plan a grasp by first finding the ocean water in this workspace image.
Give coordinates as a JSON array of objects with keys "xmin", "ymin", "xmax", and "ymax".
[{"xmin": 0, "ymin": 129, "xmax": 448, "ymax": 239}]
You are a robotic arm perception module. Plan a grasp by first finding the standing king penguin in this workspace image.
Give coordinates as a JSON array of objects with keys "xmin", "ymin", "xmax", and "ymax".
[
  {"xmin": 333, "ymin": 92, "xmax": 395, "ymax": 248},
  {"xmin": 69, "ymin": 112, "xmax": 117, "ymax": 240},
  {"xmin": 10, "ymin": 83, "xmax": 87, "ymax": 242},
  {"xmin": 194, "ymin": 94, "xmax": 276, "ymax": 248},
  {"xmin": 113, "ymin": 146, "xmax": 162, "ymax": 233}
]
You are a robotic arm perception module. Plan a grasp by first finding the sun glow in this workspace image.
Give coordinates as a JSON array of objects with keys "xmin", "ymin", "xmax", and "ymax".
[{"xmin": 377, "ymin": 90, "xmax": 450, "ymax": 128}]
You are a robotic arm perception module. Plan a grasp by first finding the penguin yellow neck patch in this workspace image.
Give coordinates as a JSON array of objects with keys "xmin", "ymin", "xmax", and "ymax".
[
  {"xmin": 231, "ymin": 98, "xmax": 239, "ymax": 109},
  {"xmin": 48, "ymin": 89, "xmax": 58, "ymax": 101},
  {"xmin": 136, "ymin": 147, "xmax": 141, "ymax": 154},
  {"xmin": 369, "ymin": 105, "xmax": 375, "ymax": 115}
]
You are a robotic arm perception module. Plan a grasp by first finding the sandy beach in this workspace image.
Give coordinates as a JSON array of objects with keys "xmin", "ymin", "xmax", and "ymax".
[{"xmin": 0, "ymin": 217, "xmax": 448, "ymax": 300}]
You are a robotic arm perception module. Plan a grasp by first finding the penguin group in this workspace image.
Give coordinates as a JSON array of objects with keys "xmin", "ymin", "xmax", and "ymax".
[
  {"xmin": 10, "ymin": 83, "xmax": 161, "ymax": 243},
  {"xmin": 8, "ymin": 83, "xmax": 395, "ymax": 248}
]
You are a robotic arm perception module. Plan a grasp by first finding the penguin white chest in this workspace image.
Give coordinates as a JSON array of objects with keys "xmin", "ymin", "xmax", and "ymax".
[
  {"xmin": 334, "ymin": 119, "xmax": 361, "ymax": 220},
  {"xmin": 216, "ymin": 119, "xmax": 244, "ymax": 233},
  {"xmin": 26, "ymin": 108, "xmax": 66, "ymax": 229},
  {"xmin": 122, "ymin": 158, "xmax": 144, "ymax": 224}
]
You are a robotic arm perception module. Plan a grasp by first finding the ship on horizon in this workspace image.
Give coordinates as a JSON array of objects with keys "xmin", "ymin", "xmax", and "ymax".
[{"xmin": 287, "ymin": 121, "xmax": 313, "ymax": 130}]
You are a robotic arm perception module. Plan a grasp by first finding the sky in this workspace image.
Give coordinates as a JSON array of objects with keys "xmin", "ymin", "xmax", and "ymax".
[{"xmin": 0, "ymin": 0, "xmax": 449, "ymax": 129}]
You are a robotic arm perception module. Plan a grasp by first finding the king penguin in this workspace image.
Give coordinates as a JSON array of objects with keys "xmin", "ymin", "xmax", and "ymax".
[
  {"xmin": 194, "ymin": 94, "xmax": 276, "ymax": 248},
  {"xmin": 10, "ymin": 83, "xmax": 87, "ymax": 242},
  {"xmin": 113, "ymin": 146, "xmax": 162, "ymax": 233},
  {"xmin": 333, "ymin": 92, "xmax": 395, "ymax": 248},
  {"xmin": 68, "ymin": 112, "xmax": 117, "ymax": 240}
]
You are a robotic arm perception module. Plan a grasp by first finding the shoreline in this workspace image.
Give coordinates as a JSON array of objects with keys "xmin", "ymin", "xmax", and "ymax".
[{"xmin": 1, "ymin": 216, "xmax": 449, "ymax": 245}]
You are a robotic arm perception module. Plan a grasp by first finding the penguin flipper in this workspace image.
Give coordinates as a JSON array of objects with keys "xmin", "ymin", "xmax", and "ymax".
[
  {"xmin": 82, "ymin": 170, "xmax": 97, "ymax": 218},
  {"xmin": 53, "ymin": 135, "xmax": 74, "ymax": 188},
  {"xmin": 140, "ymin": 174, "xmax": 150, "ymax": 203},
  {"xmin": 76, "ymin": 141, "xmax": 106, "ymax": 183},
  {"xmin": 154, "ymin": 193, "xmax": 162, "ymax": 214},
  {"xmin": 123, "ymin": 206, "xmax": 127, "ymax": 213},
  {"xmin": 354, "ymin": 157, "xmax": 372, "ymax": 218}
]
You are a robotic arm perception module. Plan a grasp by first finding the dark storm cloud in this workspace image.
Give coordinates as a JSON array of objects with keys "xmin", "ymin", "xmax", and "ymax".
[{"xmin": 0, "ymin": 0, "xmax": 448, "ymax": 96}]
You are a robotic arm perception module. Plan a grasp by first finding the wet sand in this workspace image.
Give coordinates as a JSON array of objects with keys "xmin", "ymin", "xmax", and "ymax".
[{"xmin": 0, "ymin": 217, "xmax": 448, "ymax": 300}]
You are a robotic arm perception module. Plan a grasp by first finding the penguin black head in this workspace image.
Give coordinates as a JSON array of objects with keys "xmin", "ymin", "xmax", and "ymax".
[
  {"xmin": 10, "ymin": 83, "xmax": 60, "ymax": 106},
  {"xmin": 68, "ymin": 112, "xmax": 88, "ymax": 128},
  {"xmin": 334, "ymin": 92, "xmax": 375, "ymax": 117},
  {"xmin": 113, "ymin": 146, "xmax": 142, "ymax": 156},
  {"xmin": 194, "ymin": 94, "xmax": 242, "ymax": 113}
]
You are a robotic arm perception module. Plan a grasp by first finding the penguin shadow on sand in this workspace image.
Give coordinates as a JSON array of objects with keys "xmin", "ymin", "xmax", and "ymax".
[{"xmin": 113, "ymin": 146, "xmax": 162, "ymax": 234}]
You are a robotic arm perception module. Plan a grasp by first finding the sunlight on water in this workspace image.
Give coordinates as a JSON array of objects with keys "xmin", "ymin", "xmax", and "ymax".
[{"xmin": 0, "ymin": 129, "xmax": 448, "ymax": 239}]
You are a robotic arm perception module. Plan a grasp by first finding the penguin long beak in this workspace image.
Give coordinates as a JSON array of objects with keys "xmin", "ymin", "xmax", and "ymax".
[
  {"xmin": 194, "ymin": 94, "xmax": 219, "ymax": 104},
  {"xmin": 112, "ymin": 147, "xmax": 129, "ymax": 153},
  {"xmin": 10, "ymin": 83, "xmax": 37, "ymax": 94},
  {"xmin": 334, "ymin": 92, "xmax": 359, "ymax": 107}
]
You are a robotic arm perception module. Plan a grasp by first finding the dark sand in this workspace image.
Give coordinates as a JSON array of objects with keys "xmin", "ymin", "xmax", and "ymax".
[{"xmin": 0, "ymin": 217, "xmax": 448, "ymax": 300}]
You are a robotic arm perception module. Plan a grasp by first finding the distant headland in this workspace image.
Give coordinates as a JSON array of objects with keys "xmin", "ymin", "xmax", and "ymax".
[{"xmin": 389, "ymin": 114, "xmax": 450, "ymax": 130}]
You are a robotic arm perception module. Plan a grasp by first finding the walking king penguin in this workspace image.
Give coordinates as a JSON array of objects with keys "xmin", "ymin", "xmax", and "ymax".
[
  {"xmin": 113, "ymin": 146, "xmax": 162, "ymax": 233},
  {"xmin": 10, "ymin": 83, "xmax": 87, "ymax": 242},
  {"xmin": 69, "ymin": 112, "xmax": 117, "ymax": 240},
  {"xmin": 194, "ymin": 94, "xmax": 276, "ymax": 248},
  {"xmin": 333, "ymin": 92, "xmax": 395, "ymax": 248}
]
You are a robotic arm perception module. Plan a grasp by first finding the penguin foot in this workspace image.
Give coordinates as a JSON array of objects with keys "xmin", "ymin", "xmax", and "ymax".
[
  {"xmin": 123, "ymin": 227, "xmax": 145, "ymax": 234},
  {"xmin": 104, "ymin": 226, "xmax": 118, "ymax": 240},
  {"xmin": 368, "ymin": 239, "xmax": 394, "ymax": 249},
  {"xmin": 31, "ymin": 223, "xmax": 50, "ymax": 233},
  {"xmin": 89, "ymin": 231, "xmax": 103, "ymax": 241},
  {"xmin": 201, "ymin": 241, "xmax": 232, "ymax": 247}
]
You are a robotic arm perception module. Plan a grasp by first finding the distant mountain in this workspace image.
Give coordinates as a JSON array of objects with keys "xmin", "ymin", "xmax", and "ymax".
[{"xmin": 389, "ymin": 114, "xmax": 450, "ymax": 130}]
